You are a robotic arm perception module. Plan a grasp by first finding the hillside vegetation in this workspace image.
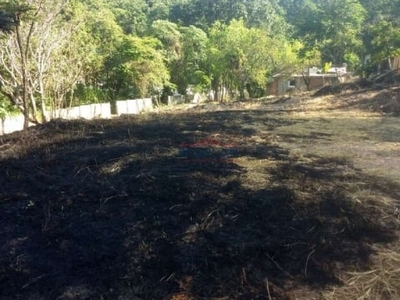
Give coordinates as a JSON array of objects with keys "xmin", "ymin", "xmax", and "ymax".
[{"xmin": 1, "ymin": 0, "xmax": 400, "ymax": 127}]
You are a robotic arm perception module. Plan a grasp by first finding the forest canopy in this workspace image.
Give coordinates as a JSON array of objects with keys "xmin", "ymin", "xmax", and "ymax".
[{"xmin": 0, "ymin": 0, "xmax": 399, "ymax": 126}]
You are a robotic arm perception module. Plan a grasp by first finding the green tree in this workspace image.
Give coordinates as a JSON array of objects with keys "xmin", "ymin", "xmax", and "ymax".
[
  {"xmin": 103, "ymin": 35, "xmax": 170, "ymax": 99},
  {"xmin": 150, "ymin": 20, "xmax": 209, "ymax": 94},
  {"xmin": 245, "ymin": 0, "xmax": 290, "ymax": 36},
  {"xmin": 296, "ymin": 45, "xmax": 322, "ymax": 90},
  {"xmin": 146, "ymin": 0, "xmax": 172, "ymax": 22},
  {"xmin": 166, "ymin": 27, "xmax": 208, "ymax": 94},
  {"xmin": 170, "ymin": 0, "xmax": 289, "ymax": 35},
  {"xmin": 0, "ymin": 8, "xmax": 14, "ymax": 32},
  {"xmin": 359, "ymin": 0, "xmax": 400, "ymax": 22},
  {"xmin": 149, "ymin": 20, "xmax": 181, "ymax": 62},
  {"xmin": 359, "ymin": 0, "xmax": 400, "ymax": 70},
  {"xmin": 208, "ymin": 19, "xmax": 299, "ymax": 101},
  {"xmin": 318, "ymin": 0, "xmax": 366, "ymax": 67},
  {"xmin": 280, "ymin": 0, "xmax": 366, "ymax": 69},
  {"xmin": 72, "ymin": 0, "xmax": 125, "ymax": 104},
  {"xmin": 44, "ymin": 1, "xmax": 107, "ymax": 111},
  {"xmin": 369, "ymin": 20, "xmax": 400, "ymax": 69},
  {"xmin": 109, "ymin": 0, "xmax": 148, "ymax": 35},
  {"xmin": 178, "ymin": 25, "xmax": 209, "ymax": 93}
]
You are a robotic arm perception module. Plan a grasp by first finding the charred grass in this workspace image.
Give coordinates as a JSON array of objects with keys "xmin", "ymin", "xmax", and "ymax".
[{"xmin": 0, "ymin": 98, "xmax": 400, "ymax": 299}]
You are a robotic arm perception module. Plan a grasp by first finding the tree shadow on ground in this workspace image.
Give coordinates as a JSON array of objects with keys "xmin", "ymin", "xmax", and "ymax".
[{"xmin": 0, "ymin": 110, "xmax": 398, "ymax": 299}]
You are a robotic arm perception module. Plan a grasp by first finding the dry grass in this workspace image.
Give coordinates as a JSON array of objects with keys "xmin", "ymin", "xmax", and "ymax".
[
  {"xmin": 325, "ymin": 243, "xmax": 400, "ymax": 300},
  {"xmin": 208, "ymin": 90, "xmax": 400, "ymax": 299},
  {"xmin": 264, "ymin": 90, "xmax": 400, "ymax": 300}
]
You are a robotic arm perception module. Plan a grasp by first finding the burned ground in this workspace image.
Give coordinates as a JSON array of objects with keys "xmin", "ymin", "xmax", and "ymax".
[{"xmin": 1, "ymin": 96, "xmax": 400, "ymax": 299}]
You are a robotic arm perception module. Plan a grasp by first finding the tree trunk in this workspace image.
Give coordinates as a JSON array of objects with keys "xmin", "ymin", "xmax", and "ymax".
[
  {"xmin": 22, "ymin": 88, "xmax": 29, "ymax": 128},
  {"xmin": 246, "ymin": 83, "xmax": 253, "ymax": 98},
  {"xmin": 30, "ymin": 93, "xmax": 39, "ymax": 123},
  {"xmin": 388, "ymin": 56, "xmax": 392, "ymax": 70},
  {"xmin": 212, "ymin": 77, "xmax": 220, "ymax": 102},
  {"xmin": 15, "ymin": 19, "xmax": 31, "ymax": 129},
  {"xmin": 41, "ymin": 98, "xmax": 49, "ymax": 122},
  {"xmin": 302, "ymin": 73, "xmax": 311, "ymax": 91},
  {"xmin": 239, "ymin": 81, "xmax": 245, "ymax": 100},
  {"xmin": 238, "ymin": 88, "xmax": 244, "ymax": 100}
]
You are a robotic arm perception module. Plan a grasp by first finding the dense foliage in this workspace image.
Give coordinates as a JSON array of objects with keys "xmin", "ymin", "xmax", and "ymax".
[{"xmin": 0, "ymin": 0, "xmax": 399, "ymax": 126}]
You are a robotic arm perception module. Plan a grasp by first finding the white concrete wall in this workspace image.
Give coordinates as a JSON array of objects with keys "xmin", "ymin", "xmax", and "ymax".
[
  {"xmin": 116, "ymin": 98, "xmax": 153, "ymax": 116},
  {"xmin": 51, "ymin": 103, "xmax": 112, "ymax": 120},
  {"xmin": 0, "ymin": 99, "xmax": 153, "ymax": 136},
  {"xmin": 53, "ymin": 106, "xmax": 80, "ymax": 119},
  {"xmin": 0, "ymin": 103, "xmax": 112, "ymax": 136},
  {"xmin": 0, "ymin": 114, "xmax": 25, "ymax": 135}
]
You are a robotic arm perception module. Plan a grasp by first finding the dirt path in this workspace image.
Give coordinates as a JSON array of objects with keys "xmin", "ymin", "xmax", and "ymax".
[{"xmin": 1, "ymin": 93, "xmax": 399, "ymax": 299}]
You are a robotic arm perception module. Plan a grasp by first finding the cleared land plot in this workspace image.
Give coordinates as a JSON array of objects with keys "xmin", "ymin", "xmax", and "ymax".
[{"xmin": 1, "ymin": 92, "xmax": 399, "ymax": 299}]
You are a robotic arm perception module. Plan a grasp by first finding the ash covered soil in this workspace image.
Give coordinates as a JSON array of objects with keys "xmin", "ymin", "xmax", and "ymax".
[{"xmin": 1, "ymin": 88, "xmax": 400, "ymax": 299}]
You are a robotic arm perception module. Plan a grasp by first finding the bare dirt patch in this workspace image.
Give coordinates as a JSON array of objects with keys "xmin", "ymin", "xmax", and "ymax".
[{"xmin": 1, "ymin": 90, "xmax": 400, "ymax": 299}]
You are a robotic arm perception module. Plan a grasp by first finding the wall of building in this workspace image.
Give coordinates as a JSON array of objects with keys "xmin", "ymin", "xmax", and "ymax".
[{"xmin": 267, "ymin": 75, "xmax": 341, "ymax": 96}]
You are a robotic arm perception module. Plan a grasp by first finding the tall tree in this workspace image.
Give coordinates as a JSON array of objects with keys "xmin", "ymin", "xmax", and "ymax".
[
  {"xmin": 359, "ymin": 0, "xmax": 400, "ymax": 21},
  {"xmin": 145, "ymin": 0, "xmax": 172, "ymax": 24},
  {"xmin": 170, "ymin": 0, "xmax": 289, "ymax": 36},
  {"xmin": 0, "ymin": 0, "xmax": 103, "ymax": 126},
  {"xmin": 368, "ymin": 20, "xmax": 400, "ymax": 69},
  {"xmin": 103, "ymin": 35, "xmax": 170, "ymax": 99},
  {"xmin": 0, "ymin": 1, "xmax": 60, "ymax": 127},
  {"xmin": 283, "ymin": 0, "xmax": 366, "ymax": 68},
  {"xmin": 177, "ymin": 25, "xmax": 209, "ymax": 93},
  {"xmin": 149, "ymin": 20, "xmax": 209, "ymax": 94},
  {"xmin": 109, "ymin": 0, "xmax": 148, "ymax": 35},
  {"xmin": 0, "ymin": 1, "xmax": 32, "ymax": 127},
  {"xmin": 71, "ymin": 0, "xmax": 125, "ymax": 104},
  {"xmin": 359, "ymin": 0, "xmax": 400, "ymax": 69},
  {"xmin": 208, "ymin": 19, "xmax": 299, "ymax": 101}
]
